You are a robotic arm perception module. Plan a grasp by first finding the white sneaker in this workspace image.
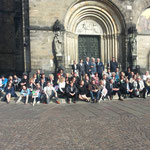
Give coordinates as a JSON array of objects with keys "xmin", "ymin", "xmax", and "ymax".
[
  {"xmin": 98, "ymin": 98, "xmax": 103, "ymax": 103},
  {"xmin": 32, "ymin": 101, "xmax": 36, "ymax": 106},
  {"xmin": 145, "ymin": 91, "xmax": 148, "ymax": 98},
  {"xmin": 37, "ymin": 101, "xmax": 40, "ymax": 104}
]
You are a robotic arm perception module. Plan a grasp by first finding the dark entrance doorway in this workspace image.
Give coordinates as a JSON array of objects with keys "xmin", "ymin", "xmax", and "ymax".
[{"xmin": 78, "ymin": 35, "xmax": 100, "ymax": 61}]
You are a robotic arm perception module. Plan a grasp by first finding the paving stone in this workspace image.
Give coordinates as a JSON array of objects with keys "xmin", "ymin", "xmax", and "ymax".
[{"xmin": 0, "ymin": 98, "xmax": 150, "ymax": 150}]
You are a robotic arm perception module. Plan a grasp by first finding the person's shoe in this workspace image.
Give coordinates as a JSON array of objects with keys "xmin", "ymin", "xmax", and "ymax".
[
  {"xmin": 32, "ymin": 101, "xmax": 36, "ymax": 106},
  {"xmin": 98, "ymin": 97, "xmax": 103, "ymax": 103},
  {"xmin": 91, "ymin": 100, "xmax": 94, "ymax": 103},
  {"xmin": 68, "ymin": 98, "xmax": 71, "ymax": 104},
  {"xmin": 118, "ymin": 97, "xmax": 123, "ymax": 101},
  {"xmin": 73, "ymin": 101, "xmax": 76, "ymax": 104},
  {"xmin": 7, "ymin": 101, "xmax": 10, "ymax": 104},
  {"xmin": 37, "ymin": 101, "xmax": 40, "ymax": 104},
  {"xmin": 56, "ymin": 100, "xmax": 60, "ymax": 104},
  {"xmin": 15, "ymin": 100, "xmax": 19, "ymax": 104}
]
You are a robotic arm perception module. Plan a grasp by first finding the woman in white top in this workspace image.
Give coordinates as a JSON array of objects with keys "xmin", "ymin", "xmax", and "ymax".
[
  {"xmin": 58, "ymin": 77, "xmax": 66, "ymax": 98},
  {"xmin": 143, "ymin": 71, "xmax": 150, "ymax": 81}
]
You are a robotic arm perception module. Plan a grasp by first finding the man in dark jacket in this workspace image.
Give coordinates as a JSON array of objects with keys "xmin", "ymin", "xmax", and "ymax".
[
  {"xmin": 84, "ymin": 57, "xmax": 91, "ymax": 76},
  {"xmin": 106, "ymin": 79, "xmax": 123, "ymax": 101},
  {"xmin": 20, "ymin": 74, "xmax": 29, "ymax": 88},
  {"xmin": 96, "ymin": 58, "xmax": 104, "ymax": 79},
  {"xmin": 78, "ymin": 59, "xmax": 85, "ymax": 79},
  {"xmin": 122, "ymin": 78, "xmax": 134, "ymax": 98},
  {"xmin": 66, "ymin": 81, "xmax": 78, "ymax": 103},
  {"xmin": 125, "ymin": 67, "xmax": 132, "ymax": 80},
  {"xmin": 72, "ymin": 60, "xmax": 79, "ymax": 75},
  {"xmin": 109, "ymin": 57, "xmax": 118, "ymax": 72}
]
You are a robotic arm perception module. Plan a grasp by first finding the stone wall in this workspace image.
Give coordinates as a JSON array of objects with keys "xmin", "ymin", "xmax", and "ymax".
[
  {"xmin": 137, "ymin": 35, "xmax": 150, "ymax": 71},
  {"xmin": 0, "ymin": 0, "xmax": 24, "ymax": 75},
  {"xmin": 25, "ymin": 0, "xmax": 150, "ymax": 73}
]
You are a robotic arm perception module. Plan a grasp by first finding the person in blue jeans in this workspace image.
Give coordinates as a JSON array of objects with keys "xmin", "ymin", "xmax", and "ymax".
[
  {"xmin": 16, "ymin": 85, "xmax": 30, "ymax": 104},
  {"xmin": 32, "ymin": 83, "xmax": 42, "ymax": 106},
  {"xmin": 89, "ymin": 80, "xmax": 101, "ymax": 103}
]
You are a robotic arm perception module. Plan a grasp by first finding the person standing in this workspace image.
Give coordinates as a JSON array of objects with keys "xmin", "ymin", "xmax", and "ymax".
[
  {"xmin": 96, "ymin": 58, "xmax": 104, "ymax": 79},
  {"xmin": 90, "ymin": 57, "xmax": 97, "ymax": 76},
  {"xmin": 84, "ymin": 57, "xmax": 91, "ymax": 77},
  {"xmin": 72, "ymin": 60, "xmax": 79, "ymax": 75},
  {"xmin": 109, "ymin": 57, "xmax": 118, "ymax": 73},
  {"xmin": 78, "ymin": 59, "xmax": 85, "ymax": 79}
]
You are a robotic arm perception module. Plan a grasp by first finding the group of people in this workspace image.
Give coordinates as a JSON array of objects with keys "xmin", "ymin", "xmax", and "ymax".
[{"xmin": 0, "ymin": 57, "xmax": 149, "ymax": 106}]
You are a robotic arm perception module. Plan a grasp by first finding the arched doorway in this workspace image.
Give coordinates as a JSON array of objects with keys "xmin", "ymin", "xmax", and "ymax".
[{"xmin": 64, "ymin": 0, "xmax": 126, "ymax": 69}]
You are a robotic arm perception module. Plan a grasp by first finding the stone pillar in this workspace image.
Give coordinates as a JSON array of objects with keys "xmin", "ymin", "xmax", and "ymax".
[
  {"xmin": 107, "ymin": 35, "xmax": 110, "ymax": 64},
  {"xmin": 101, "ymin": 35, "xmax": 105, "ymax": 64},
  {"xmin": 22, "ymin": 0, "xmax": 31, "ymax": 73},
  {"xmin": 103, "ymin": 34, "xmax": 108, "ymax": 68},
  {"xmin": 112, "ymin": 34, "xmax": 114, "ymax": 57},
  {"xmin": 114, "ymin": 34, "xmax": 118, "ymax": 61}
]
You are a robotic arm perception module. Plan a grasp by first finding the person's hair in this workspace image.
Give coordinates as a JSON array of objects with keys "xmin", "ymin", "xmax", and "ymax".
[
  {"xmin": 91, "ymin": 79, "xmax": 95, "ymax": 83},
  {"xmin": 112, "ymin": 72, "xmax": 116, "ymax": 76},
  {"xmin": 22, "ymin": 85, "xmax": 27, "ymax": 89},
  {"xmin": 36, "ymin": 83, "xmax": 40, "ymax": 87},
  {"xmin": 69, "ymin": 81, "xmax": 73, "ymax": 84},
  {"xmin": 29, "ymin": 78, "xmax": 34, "ymax": 83},
  {"xmin": 8, "ymin": 76, "xmax": 13, "ymax": 80},
  {"xmin": 66, "ymin": 73, "xmax": 71, "ymax": 77},
  {"xmin": 59, "ymin": 77, "xmax": 65, "ymax": 83},
  {"xmin": 47, "ymin": 81, "xmax": 50, "ymax": 85},
  {"xmin": 80, "ymin": 80, "xmax": 84, "ymax": 85},
  {"xmin": 33, "ymin": 73, "xmax": 37, "ymax": 77},
  {"xmin": 99, "ymin": 80, "xmax": 103, "ymax": 84},
  {"xmin": 41, "ymin": 73, "xmax": 45, "ymax": 76},
  {"xmin": 7, "ymin": 82, "xmax": 12, "ymax": 87},
  {"xmin": 49, "ymin": 74, "xmax": 54, "ymax": 79}
]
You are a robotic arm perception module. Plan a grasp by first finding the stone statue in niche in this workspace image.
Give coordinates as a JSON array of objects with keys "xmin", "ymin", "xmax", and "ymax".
[
  {"xmin": 129, "ymin": 33, "xmax": 137, "ymax": 56},
  {"xmin": 54, "ymin": 31, "xmax": 63, "ymax": 56},
  {"xmin": 128, "ymin": 26, "xmax": 138, "ymax": 69}
]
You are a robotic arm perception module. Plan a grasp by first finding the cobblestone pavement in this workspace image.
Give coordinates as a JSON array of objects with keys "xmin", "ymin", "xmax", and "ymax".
[{"xmin": 0, "ymin": 98, "xmax": 150, "ymax": 150}]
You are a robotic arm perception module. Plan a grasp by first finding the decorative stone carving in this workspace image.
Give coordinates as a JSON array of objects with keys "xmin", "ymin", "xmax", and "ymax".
[
  {"xmin": 128, "ymin": 26, "xmax": 138, "ymax": 69},
  {"xmin": 129, "ymin": 34, "xmax": 137, "ymax": 56},
  {"xmin": 76, "ymin": 20, "xmax": 103, "ymax": 35},
  {"xmin": 53, "ymin": 20, "xmax": 65, "ymax": 32},
  {"xmin": 54, "ymin": 31, "xmax": 63, "ymax": 56}
]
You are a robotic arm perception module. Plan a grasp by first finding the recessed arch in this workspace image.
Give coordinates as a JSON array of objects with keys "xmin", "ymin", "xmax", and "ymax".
[{"xmin": 64, "ymin": 0, "xmax": 126, "ymax": 68}]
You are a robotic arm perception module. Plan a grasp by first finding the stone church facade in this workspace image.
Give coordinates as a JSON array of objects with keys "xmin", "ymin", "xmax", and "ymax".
[{"xmin": 0, "ymin": 0, "xmax": 150, "ymax": 75}]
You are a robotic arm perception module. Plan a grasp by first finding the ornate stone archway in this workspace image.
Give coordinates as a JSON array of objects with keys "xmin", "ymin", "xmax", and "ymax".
[{"xmin": 64, "ymin": 0, "xmax": 126, "ymax": 69}]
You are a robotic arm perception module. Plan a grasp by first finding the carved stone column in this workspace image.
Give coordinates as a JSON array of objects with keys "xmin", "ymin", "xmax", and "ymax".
[
  {"xmin": 101, "ymin": 35, "xmax": 105, "ymax": 64},
  {"xmin": 103, "ymin": 34, "xmax": 107, "ymax": 68}
]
